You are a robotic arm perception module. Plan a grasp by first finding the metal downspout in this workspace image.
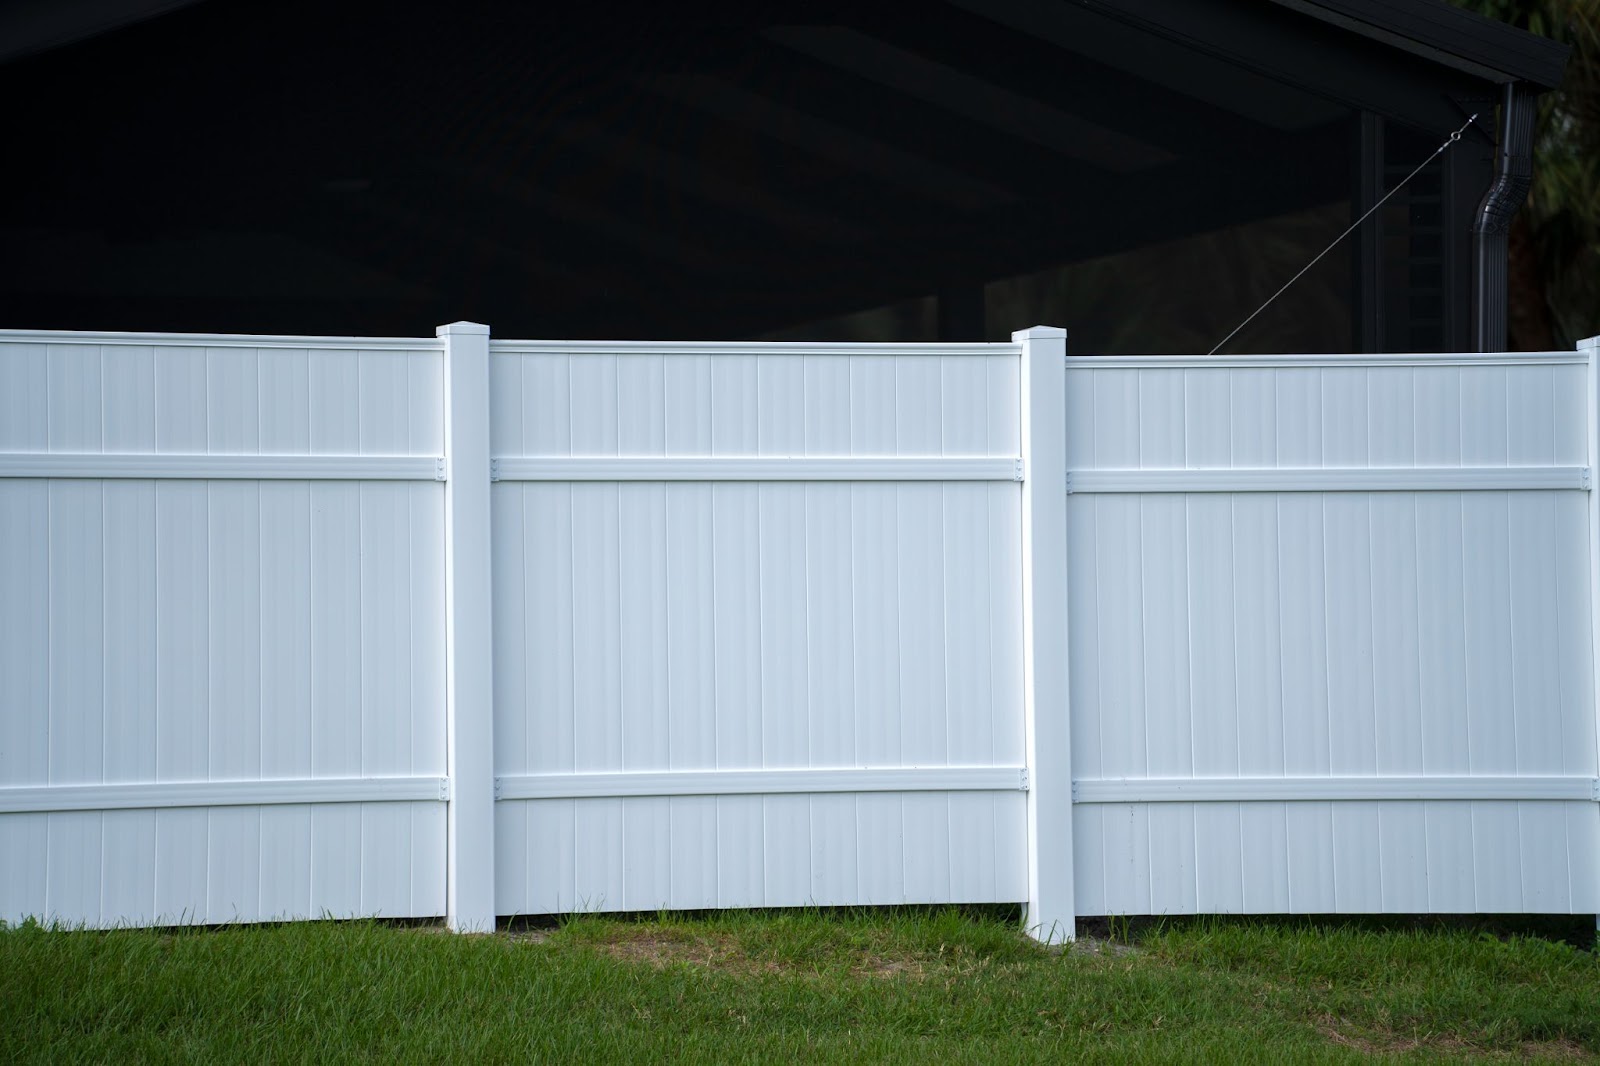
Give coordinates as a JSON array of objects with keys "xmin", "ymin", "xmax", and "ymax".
[{"xmin": 1472, "ymin": 81, "xmax": 1539, "ymax": 352}]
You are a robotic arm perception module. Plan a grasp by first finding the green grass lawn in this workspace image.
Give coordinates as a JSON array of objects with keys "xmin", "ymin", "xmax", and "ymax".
[{"xmin": 4, "ymin": 908, "xmax": 1597, "ymax": 1063}]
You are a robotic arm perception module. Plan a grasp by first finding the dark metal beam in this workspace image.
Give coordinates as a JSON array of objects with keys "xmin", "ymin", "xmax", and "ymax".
[
  {"xmin": 645, "ymin": 73, "xmax": 1017, "ymax": 213},
  {"xmin": 946, "ymin": 0, "xmax": 1345, "ymax": 132},
  {"xmin": 764, "ymin": 25, "xmax": 1176, "ymax": 173}
]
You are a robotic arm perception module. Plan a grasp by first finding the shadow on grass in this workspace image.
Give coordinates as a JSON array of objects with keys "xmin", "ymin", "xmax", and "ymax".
[
  {"xmin": 500, "ymin": 901, "xmax": 1024, "ymax": 934},
  {"xmin": 1075, "ymin": 912, "xmax": 1598, "ymax": 951}
]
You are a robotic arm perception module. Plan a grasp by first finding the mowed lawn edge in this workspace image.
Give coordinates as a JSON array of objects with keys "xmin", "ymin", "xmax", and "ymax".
[{"xmin": 3, "ymin": 909, "xmax": 1597, "ymax": 1063}]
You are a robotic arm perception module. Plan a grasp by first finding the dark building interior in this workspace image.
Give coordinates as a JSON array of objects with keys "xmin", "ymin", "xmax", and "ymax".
[{"xmin": 0, "ymin": 0, "xmax": 1566, "ymax": 351}]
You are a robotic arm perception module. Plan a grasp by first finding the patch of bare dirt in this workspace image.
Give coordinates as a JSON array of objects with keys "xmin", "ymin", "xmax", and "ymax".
[
  {"xmin": 1068, "ymin": 936, "xmax": 1139, "ymax": 958},
  {"xmin": 580, "ymin": 928, "xmax": 933, "ymax": 980},
  {"xmin": 598, "ymin": 932, "xmax": 781, "ymax": 976},
  {"xmin": 850, "ymin": 956, "xmax": 929, "ymax": 980}
]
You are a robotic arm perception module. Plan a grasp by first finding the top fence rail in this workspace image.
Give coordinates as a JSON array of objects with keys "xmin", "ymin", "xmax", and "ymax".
[
  {"xmin": 488, "ymin": 339, "xmax": 1022, "ymax": 356},
  {"xmin": 0, "ymin": 329, "xmax": 445, "ymax": 350},
  {"xmin": 1063, "ymin": 351, "xmax": 1585, "ymax": 368}
]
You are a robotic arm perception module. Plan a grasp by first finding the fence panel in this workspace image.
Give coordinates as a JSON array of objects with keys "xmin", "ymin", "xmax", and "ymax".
[
  {"xmin": 5, "ymin": 327, "xmax": 1596, "ymax": 934},
  {"xmin": 487, "ymin": 341, "xmax": 1030, "ymax": 914},
  {"xmin": 1064, "ymin": 353, "xmax": 1600, "ymax": 916},
  {"xmin": 0, "ymin": 332, "xmax": 449, "ymax": 928}
]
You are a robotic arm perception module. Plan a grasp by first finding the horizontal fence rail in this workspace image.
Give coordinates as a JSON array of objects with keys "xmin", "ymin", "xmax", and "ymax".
[
  {"xmin": 491, "ymin": 457, "xmax": 1023, "ymax": 482},
  {"xmin": 1073, "ymin": 776, "xmax": 1600, "ymax": 803},
  {"xmin": 1065, "ymin": 466, "xmax": 1590, "ymax": 493},
  {"xmin": 0, "ymin": 453, "xmax": 446, "ymax": 480},
  {"xmin": 497, "ymin": 767, "xmax": 1029, "ymax": 801},
  {"xmin": 0, "ymin": 777, "xmax": 452, "ymax": 814}
]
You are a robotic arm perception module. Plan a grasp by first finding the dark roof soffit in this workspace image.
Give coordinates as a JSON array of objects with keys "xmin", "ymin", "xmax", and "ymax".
[
  {"xmin": 0, "ymin": 0, "xmax": 211, "ymax": 66},
  {"xmin": 1268, "ymin": 0, "xmax": 1569, "ymax": 90}
]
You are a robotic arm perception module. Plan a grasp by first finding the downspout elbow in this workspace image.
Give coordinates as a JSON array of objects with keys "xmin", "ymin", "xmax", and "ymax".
[{"xmin": 1472, "ymin": 82, "xmax": 1538, "ymax": 352}]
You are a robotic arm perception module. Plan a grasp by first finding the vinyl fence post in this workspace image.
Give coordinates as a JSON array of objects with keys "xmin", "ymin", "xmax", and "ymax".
[
  {"xmin": 1015, "ymin": 325, "xmax": 1074, "ymax": 943},
  {"xmin": 1584, "ymin": 333, "xmax": 1600, "ymax": 937},
  {"xmin": 439, "ymin": 321, "xmax": 496, "ymax": 931}
]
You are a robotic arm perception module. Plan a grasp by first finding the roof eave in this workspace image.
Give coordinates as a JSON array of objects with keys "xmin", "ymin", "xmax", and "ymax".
[{"xmin": 1269, "ymin": 0, "xmax": 1569, "ymax": 91}]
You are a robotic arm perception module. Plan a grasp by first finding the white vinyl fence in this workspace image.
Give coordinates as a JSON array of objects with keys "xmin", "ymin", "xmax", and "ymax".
[
  {"xmin": 1, "ymin": 324, "xmax": 1597, "ymax": 941},
  {"xmin": 1063, "ymin": 352, "xmax": 1600, "ymax": 916},
  {"xmin": 486, "ymin": 338, "xmax": 1034, "ymax": 916},
  {"xmin": 0, "ymin": 331, "xmax": 450, "ymax": 927}
]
